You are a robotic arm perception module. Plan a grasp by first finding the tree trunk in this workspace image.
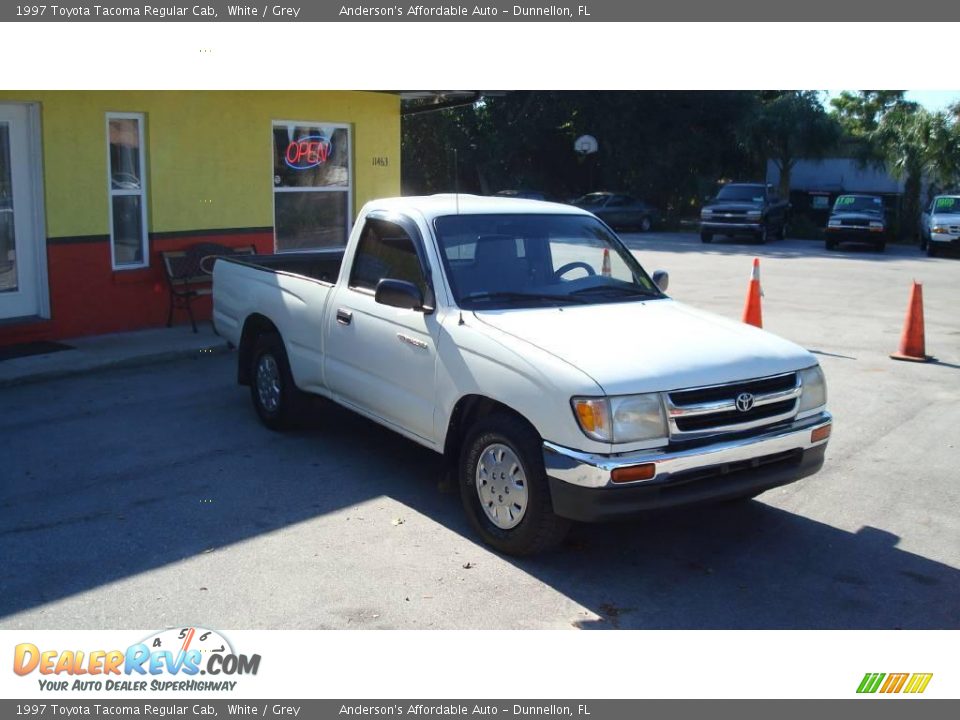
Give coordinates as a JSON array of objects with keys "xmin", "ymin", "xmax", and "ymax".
[
  {"xmin": 902, "ymin": 170, "xmax": 922, "ymax": 242},
  {"xmin": 778, "ymin": 160, "xmax": 793, "ymax": 200}
]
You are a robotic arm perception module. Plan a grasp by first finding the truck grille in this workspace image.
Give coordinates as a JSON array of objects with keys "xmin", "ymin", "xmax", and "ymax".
[
  {"xmin": 666, "ymin": 372, "xmax": 800, "ymax": 439},
  {"xmin": 709, "ymin": 214, "xmax": 748, "ymax": 224}
]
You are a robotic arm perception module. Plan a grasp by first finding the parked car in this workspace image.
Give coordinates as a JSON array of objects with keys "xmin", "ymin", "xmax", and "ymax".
[
  {"xmin": 919, "ymin": 194, "xmax": 960, "ymax": 257},
  {"xmin": 214, "ymin": 195, "xmax": 831, "ymax": 555},
  {"xmin": 825, "ymin": 194, "xmax": 887, "ymax": 252},
  {"xmin": 700, "ymin": 182, "xmax": 789, "ymax": 244},
  {"xmin": 571, "ymin": 192, "xmax": 660, "ymax": 232}
]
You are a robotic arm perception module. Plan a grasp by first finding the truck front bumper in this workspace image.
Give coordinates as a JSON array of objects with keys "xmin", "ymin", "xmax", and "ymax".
[{"xmin": 543, "ymin": 412, "xmax": 831, "ymax": 522}]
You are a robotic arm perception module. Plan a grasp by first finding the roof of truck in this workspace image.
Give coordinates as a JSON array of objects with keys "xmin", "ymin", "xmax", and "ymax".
[{"xmin": 361, "ymin": 194, "xmax": 591, "ymax": 222}]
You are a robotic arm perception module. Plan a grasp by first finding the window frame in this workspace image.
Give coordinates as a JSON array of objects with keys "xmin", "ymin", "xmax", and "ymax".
[
  {"xmin": 105, "ymin": 112, "xmax": 149, "ymax": 271},
  {"xmin": 271, "ymin": 119, "xmax": 353, "ymax": 254}
]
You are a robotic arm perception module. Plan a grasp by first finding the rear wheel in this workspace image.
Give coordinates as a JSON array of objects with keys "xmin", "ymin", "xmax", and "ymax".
[
  {"xmin": 460, "ymin": 413, "xmax": 570, "ymax": 555},
  {"xmin": 250, "ymin": 332, "xmax": 306, "ymax": 431},
  {"xmin": 876, "ymin": 240, "xmax": 887, "ymax": 253}
]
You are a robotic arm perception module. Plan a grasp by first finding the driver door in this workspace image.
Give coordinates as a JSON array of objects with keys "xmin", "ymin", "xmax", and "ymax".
[{"xmin": 322, "ymin": 216, "xmax": 440, "ymax": 443}]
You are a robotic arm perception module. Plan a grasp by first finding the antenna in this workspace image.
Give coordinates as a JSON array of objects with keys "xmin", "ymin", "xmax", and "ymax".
[{"xmin": 453, "ymin": 148, "xmax": 460, "ymax": 215}]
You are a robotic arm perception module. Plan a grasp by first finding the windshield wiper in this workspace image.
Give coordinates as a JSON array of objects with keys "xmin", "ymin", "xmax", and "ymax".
[
  {"xmin": 461, "ymin": 291, "xmax": 588, "ymax": 305},
  {"xmin": 570, "ymin": 285, "xmax": 660, "ymax": 298}
]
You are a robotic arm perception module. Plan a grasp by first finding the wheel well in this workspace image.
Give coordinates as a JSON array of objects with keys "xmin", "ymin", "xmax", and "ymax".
[
  {"xmin": 443, "ymin": 395, "xmax": 539, "ymax": 462},
  {"xmin": 237, "ymin": 314, "xmax": 279, "ymax": 385}
]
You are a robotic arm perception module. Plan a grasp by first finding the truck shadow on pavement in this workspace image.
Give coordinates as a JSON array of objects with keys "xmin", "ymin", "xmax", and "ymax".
[{"xmin": 0, "ymin": 356, "xmax": 957, "ymax": 629}]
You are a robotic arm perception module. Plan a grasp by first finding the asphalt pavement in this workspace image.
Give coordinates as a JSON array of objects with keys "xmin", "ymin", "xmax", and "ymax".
[{"xmin": 1, "ymin": 233, "xmax": 957, "ymax": 629}]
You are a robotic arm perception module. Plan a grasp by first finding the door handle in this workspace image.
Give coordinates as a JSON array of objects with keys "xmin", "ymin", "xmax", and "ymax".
[{"xmin": 336, "ymin": 308, "xmax": 353, "ymax": 326}]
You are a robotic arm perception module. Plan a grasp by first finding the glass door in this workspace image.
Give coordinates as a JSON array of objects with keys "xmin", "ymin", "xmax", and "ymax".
[{"xmin": 0, "ymin": 103, "xmax": 41, "ymax": 320}]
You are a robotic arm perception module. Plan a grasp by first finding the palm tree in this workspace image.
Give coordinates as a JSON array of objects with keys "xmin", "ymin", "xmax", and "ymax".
[{"xmin": 873, "ymin": 106, "xmax": 960, "ymax": 238}]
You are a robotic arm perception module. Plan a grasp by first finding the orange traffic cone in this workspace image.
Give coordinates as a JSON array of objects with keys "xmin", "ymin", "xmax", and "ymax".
[
  {"xmin": 890, "ymin": 281, "xmax": 931, "ymax": 362},
  {"xmin": 742, "ymin": 258, "xmax": 763, "ymax": 328},
  {"xmin": 601, "ymin": 248, "xmax": 611, "ymax": 277}
]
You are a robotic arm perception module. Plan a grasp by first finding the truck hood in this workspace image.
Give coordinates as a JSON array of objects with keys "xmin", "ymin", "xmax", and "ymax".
[
  {"xmin": 830, "ymin": 211, "xmax": 883, "ymax": 223},
  {"xmin": 930, "ymin": 213, "xmax": 960, "ymax": 226},
  {"xmin": 473, "ymin": 299, "xmax": 815, "ymax": 395}
]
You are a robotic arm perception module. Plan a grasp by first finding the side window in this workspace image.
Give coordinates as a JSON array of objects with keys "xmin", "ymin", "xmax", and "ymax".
[{"xmin": 349, "ymin": 219, "xmax": 427, "ymax": 295}]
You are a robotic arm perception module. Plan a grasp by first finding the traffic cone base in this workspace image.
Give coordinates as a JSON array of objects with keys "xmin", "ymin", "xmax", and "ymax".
[{"xmin": 890, "ymin": 281, "xmax": 931, "ymax": 363}]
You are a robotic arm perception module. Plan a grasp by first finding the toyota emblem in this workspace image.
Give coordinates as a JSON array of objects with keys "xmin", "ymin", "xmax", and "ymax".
[{"xmin": 735, "ymin": 392, "xmax": 755, "ymax": 412}]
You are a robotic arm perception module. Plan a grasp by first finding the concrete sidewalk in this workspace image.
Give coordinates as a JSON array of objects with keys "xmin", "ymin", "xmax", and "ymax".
[{"xmin": 0, "ymin": 325, "xmax": 230, "ymax": 388}]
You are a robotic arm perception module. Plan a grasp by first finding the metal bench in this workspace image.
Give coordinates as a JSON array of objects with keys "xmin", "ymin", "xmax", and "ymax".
[{"xmin": 161, "ymin": 243, "xmax": 256, "ymax": 332}]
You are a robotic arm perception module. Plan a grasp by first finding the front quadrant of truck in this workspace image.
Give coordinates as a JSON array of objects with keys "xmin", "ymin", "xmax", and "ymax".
[{"xmin": 213, "ymin": 195, "xmax": 831, "ymax": 555}]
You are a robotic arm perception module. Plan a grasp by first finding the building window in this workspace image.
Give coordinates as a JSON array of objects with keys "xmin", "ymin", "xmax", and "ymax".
[
  {"xmin": 106, "ymin": 113, "xmax": 149, "ymax": 269},
  {"xmin": 272, "ymin": 121, "xmax": 351, "ymax": 252}
]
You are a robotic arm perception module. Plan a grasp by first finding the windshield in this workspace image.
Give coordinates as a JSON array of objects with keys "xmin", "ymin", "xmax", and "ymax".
[
  {"xmin": 933, "ymin": 196, "xmax": 960, "ymax": 214},
  {"xmin": 834, "ymin": 195, "xmax": 883, "ymax": 213},
  {"xmin": 716, "ymin": 185, "xmax": 765, "ymax": 203},
  {"xmin": 433, "ymin": 214, "xmax": 662, "ymax": 310},
  {"xmin": 573, "ymin": 194, "xmax": 609, "ymax": 207}
]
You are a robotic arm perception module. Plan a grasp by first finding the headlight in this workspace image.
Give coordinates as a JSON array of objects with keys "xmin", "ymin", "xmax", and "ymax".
[
  {"xmin": 701, "ymin": 209, "xmax": 713, "ymax": 218},
  {"xmin": 572, "ymin": 394, "xmax": 667, "ymax": 443},
  {"xmin": 931, "ymin": 225, "xmax": 947, "ymax": 233},
  {"xmin": 798, "ymin": 365, "xmax": 827, "ymax": 414},
  {"xmin": 747, "ymin": 210, "xmax": 762, "ymax": 217},
  {"xmin": 828, "ymin": 218, "xmax": 841, "ymax": 227},
  {"xmin": 869, "ymin": 221, "xmax": 884, "ymax": 230}
]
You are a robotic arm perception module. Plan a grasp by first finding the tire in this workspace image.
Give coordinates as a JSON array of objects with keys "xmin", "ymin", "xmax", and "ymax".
[
  {"xmin": 755, "ymin": 226, "xmax": 768, "ymax": 244},
  {"xmin": 825, "ymin": 240, "xmax": 837, "ymax": 251},
  {"xmin": 876, "ymin": 241, "xmax": 886, "ymax": 253},
  {"xmin": 459, "ymin": 413, "xmax": 570, "ymax": 555},
  {"xmin": 639, "ymin": 216, "xmax": 652, "ymax": 233},
  {"xmin": 927, "ymin": 244, "xmax": 938, "ymax": 258},
  {"xmin": 249, "ymin": 331, "xmax": 305, "ymax": 431},
  {"xmin": 776, "ymin": 222, "xmax": 786, "ymax": 241},
  {"xmin": 700, "ymin": 231, "xmax": 713, "ymax": 243}
]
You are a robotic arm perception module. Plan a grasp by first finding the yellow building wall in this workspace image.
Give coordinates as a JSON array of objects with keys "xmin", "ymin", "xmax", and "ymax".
[{"xmin": 0, "ymin": 90, "xmax": 401, "ymax": 238}]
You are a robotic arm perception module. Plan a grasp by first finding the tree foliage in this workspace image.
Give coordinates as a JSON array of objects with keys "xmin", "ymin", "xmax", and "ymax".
[
  {"xmin": 402, "ymin": 91, "xmax": 762, "ymax": 217},
  {"xmin": 739, "ymin": 91, "xmax": 841, "ymax": 198}
]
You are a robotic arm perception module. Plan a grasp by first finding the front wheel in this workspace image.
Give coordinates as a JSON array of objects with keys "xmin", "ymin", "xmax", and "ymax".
[
  {"xmin": 639, "ymin": 216, "xmax": 652, "ymax": 233},
  {"xmin": 460, "ymin": 414, "xmax": 570, "ymax": 555},
  {"xmin": 755, "ymin": 226, "xmax": 769, "ymax": 244},
  {"xmin": 927, "ymin": 243, "xmax": 938, "ymax": 258},
  {"xmin": 700, "ymin": 230, "xmax": 713, "ymax": 243}
]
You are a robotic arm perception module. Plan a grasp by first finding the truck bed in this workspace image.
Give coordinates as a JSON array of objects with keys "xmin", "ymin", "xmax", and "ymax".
[{"xmin": 226, "ymin": 248, "xmax": 345, "ymax": 285}]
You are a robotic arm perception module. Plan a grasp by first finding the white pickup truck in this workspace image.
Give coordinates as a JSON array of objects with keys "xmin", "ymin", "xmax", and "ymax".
[{"xmin": 213, "ymin": 195, "xmax": 831, "ymax": 554}]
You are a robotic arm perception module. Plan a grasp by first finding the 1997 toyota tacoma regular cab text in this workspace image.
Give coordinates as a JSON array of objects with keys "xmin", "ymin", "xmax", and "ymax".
[{"xmin": 213, "ymin": 195, "xmax": 831, "ymax": 555}]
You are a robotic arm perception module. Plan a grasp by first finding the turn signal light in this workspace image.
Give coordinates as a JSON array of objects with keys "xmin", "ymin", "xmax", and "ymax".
[
  {"xmin": 811, "ymin": 424, "xmax": 832, "ymax": 443},
  {"xmin": 611, "ymin": 463, "xmax": 656, "ymax": 484}
]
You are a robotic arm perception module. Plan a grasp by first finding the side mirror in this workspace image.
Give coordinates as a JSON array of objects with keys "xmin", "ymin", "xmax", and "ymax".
[
  {"xmin": 652, "ymin": 270, "xmax": 669, "ymax": 293},
  {"xmin": 375, "ymin": 278, "xmax": 426, "ymax": 311}
]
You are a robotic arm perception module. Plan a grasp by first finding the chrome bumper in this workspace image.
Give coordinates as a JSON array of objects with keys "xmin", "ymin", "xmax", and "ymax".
[
  {"xmin": 701, "ymin": 221, "xmax": 762, "ymax": 231},
  {"xmin": 543, "ymin": 412, "xmax": 831, "ymax": 489}
]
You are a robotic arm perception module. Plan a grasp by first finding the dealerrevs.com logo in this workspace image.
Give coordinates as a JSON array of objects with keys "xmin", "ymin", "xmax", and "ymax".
[
  {"xmin": 13, "ymin": 627, "xmax": 260, "ymax": 692},
  {"xmin": 857, "ymin": 673, "xmax": 933, "ymax": 694}
]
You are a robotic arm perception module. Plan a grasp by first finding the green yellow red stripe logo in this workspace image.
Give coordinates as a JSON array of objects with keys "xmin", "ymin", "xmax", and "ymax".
[{"xmin": 857, "ymin": 672, "xmax": 933, "ymax": 694}]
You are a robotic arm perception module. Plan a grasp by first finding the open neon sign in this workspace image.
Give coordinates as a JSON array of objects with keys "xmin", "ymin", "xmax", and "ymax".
[{"xmin": 284, "ymin": 135, "xmax": 332, "ymax": 170}]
